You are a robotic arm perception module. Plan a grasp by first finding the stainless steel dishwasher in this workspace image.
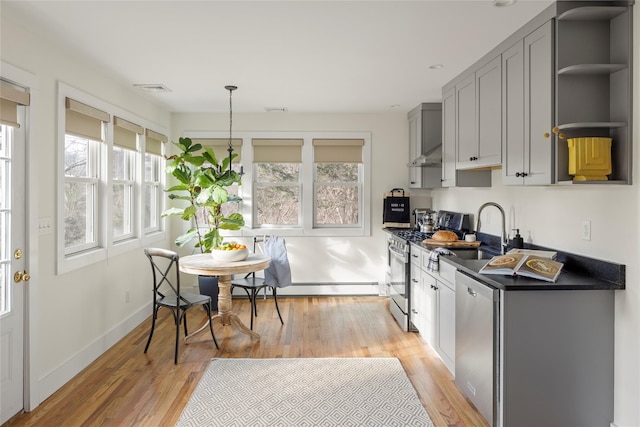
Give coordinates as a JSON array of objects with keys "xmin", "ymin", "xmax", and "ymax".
[{"xmin": 455, "ymin": 271, "xmax": 498, "ymax": 427}]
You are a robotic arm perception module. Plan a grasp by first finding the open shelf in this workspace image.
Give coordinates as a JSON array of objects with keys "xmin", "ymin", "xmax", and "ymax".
[
  {"xmin": 558, "ymin": 6, "xmax": 626, "ymax": 21},
  {"xmin": 558, "ymin": 122, "xmax": 627, "ymax": 130},
  {"xmin": 558, "ymin": 64, "xmax": 626, "ymax": 75},
  {"xmin": 556, "ymin": 180, "xmax": 627, "ymax": 186}
]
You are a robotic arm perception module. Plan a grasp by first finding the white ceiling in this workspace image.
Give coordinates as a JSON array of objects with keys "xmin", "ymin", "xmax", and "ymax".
[{"xmin": 3, "ymin": 0, "xmax": 553, "ymax": 113}]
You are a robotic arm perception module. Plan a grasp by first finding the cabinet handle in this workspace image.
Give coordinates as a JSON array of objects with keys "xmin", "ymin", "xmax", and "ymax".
[
  {"xmin": 515, "ymin": 172, "xmax": 529, "ymax": 177},
  {"xmin": 467, "ymin": 287, "xmax": 477, "ymax": 297},
  {"xmin": 412, "ymin": 279, "xmax": 419, "ymax": 283},
  {"xmin": 469, "ymin": 156, "xmax": 478, "ymax": 161}
]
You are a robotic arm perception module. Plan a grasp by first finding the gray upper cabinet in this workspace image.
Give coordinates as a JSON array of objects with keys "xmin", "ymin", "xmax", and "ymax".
[
  {"xmin": 455, "ymin": 74, "xmax": 476, "ymax": 168},
  {"xmin": 442, "ymin": 86, "xmax": 492, "ymax": 188},
  {"xmin": 444, "ymin": 1, "xmax": 633, "ymax": 187},
  {"xmin": 441, "ymin": 88, "xmax": 457, "ymax": 187},
  {"xmin": 476, "ymin": 56, "xmax": 502, "ymax": 168},
  {"xmin": 456, "ymin": 56, "xmax": 502, "ymax": 170},
  {"xmin": 407, "ymin": 103, "xmax": 443, "ymax": 189},
  {"xmin": 503, "ymin": 21, "xmax": 554, "ymax": 185}
]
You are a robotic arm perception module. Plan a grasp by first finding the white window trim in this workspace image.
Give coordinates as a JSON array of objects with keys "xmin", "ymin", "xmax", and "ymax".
[
  {"xmin": 112, "ymin": 147, "xmax": 138, "ymax": 243},
  {"xmin": 143, "ymin": 153, "xmax": 163, "ymax": 234},
  {"xmin": 183, "ymin": 130, "xmax": 371, "ymax": 238},
  {"xmin": 56, "ymin": 83, "xmax": 167, "ymax": 274}
]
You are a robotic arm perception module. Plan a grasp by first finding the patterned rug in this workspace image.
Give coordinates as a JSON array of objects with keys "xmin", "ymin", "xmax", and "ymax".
[{"xmin": 175, "ymin": 358, "xmax": 434, "ymax": 427}]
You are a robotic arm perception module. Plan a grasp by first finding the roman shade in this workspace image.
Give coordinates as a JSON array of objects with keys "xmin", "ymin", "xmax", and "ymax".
[
  {"xmin": 252, "ymin": 139, "xmax": 303, "ymax": 163},
  {"xmin": 145, "ymin": 129, "xmax": 167, "ymax": 156},
  {"xmin": 192, "ymin": 138, "xmax": 242, "ymax": 163},
  {"xmin": 65, "ymin": 97, "xmax": 110, "ymax": 142},
  {"xmin": 0, "ymin": 81, "xmax": 31, "ymax": 128},
  {"xmin": 113, "ymin": 116, "xmax": 143, "ymax": 151},
  {"xmin": 313, "ymin": 139, "xmax": 364, "ymax": 163}
]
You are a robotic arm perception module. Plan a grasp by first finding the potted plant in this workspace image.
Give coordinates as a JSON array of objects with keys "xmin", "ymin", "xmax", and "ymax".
[{"xmin": 162, "ymin": 136, "xmax": 245, "ymax": 305}]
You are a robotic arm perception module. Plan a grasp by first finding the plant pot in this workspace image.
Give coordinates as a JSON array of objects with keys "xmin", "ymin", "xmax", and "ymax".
[{"xmin": 198, "ymin": 275, "xmax": 219, "ymax": 311}]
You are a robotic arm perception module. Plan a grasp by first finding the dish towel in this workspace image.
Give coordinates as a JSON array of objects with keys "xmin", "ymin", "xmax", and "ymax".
[
  {"xmin": 426, "ymin": 247, "xmax": 457, "ymax": 272},
  {"xmin": 263, "ymin": 236, "xmax": 292, "ymax": 288}
]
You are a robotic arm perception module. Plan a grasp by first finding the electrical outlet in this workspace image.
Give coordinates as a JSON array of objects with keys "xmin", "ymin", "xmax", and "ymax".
[{"xmin": 582, "ymin": 220, "xmax": 591, "ymax": 241}]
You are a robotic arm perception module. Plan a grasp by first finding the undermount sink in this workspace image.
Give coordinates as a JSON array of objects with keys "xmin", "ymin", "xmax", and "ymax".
[{"xmin": 477, "ymin": 247, "xmax": 500, "ymax": 260}]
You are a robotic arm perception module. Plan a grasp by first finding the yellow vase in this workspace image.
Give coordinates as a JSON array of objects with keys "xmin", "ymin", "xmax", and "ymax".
[{"xmin": 567, "ymin": 137, "xmax": 612, "ymax": 181}]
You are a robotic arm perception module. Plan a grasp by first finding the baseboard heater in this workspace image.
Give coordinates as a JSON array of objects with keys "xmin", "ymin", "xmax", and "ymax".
[{"xmin": 232, "ymin": 282, "xmax": 379, "ymax": 297}]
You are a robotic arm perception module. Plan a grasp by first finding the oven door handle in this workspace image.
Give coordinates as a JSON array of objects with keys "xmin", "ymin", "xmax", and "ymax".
[{"xmin": 389, "ymin": 246, "xmax": 408, "ymax": 262}]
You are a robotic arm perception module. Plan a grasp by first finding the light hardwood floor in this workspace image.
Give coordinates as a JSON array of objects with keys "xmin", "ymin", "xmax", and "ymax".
[{"xmin": 5, "ymin": 296, "xmax": 489, "ymax": 427}]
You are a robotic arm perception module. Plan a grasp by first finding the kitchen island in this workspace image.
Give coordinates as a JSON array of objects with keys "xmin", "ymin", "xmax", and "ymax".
[{"xmin": 412, "ymin": 242, "xmax": 622, "ymax": 427}]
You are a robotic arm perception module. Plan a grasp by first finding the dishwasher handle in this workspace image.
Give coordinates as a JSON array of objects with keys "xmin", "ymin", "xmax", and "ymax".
[{"xmin": 467, "ymin": 287, "xmax": 478, "ymax": 297}]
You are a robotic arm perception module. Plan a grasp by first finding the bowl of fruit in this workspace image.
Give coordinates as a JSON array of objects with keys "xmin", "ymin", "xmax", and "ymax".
[{"xmin": 211, "ymin": 241, "xmax": 249, "ymax": 262}]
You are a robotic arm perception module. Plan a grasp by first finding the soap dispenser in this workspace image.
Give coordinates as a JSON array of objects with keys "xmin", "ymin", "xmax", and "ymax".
[{"xmin": 510, "ymin": 229, "xmax": 524, "ymax": 249}]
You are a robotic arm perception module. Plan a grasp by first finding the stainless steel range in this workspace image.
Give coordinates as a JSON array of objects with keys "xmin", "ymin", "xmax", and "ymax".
[{"xmin": 386, "ymin": 211, "xmax": 471, "ymax": 331}]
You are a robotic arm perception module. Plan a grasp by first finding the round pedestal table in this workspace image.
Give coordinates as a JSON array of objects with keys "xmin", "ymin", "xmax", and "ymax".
[{"xmin": 179, "ymin": 253, "xmax": 270, "ymax": 341}]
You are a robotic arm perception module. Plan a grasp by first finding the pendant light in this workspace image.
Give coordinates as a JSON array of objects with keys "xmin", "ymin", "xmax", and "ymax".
[{"xmin": 224, "ymin": 85, "xmax": 243, "ymax": 175}]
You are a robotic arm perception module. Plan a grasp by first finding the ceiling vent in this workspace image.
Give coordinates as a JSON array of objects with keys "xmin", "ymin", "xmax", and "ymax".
[
  {"xmin": 133, "ymin": 84, "xmax": 172, "ymax": 93},
  {"xmin": 265, "ymin": 107, "xmax": 288, "ymax": 112}
]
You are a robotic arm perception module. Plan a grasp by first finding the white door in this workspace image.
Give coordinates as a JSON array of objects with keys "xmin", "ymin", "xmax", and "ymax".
[{"xmin": 0, "ymin": 114, "xmax": 27, "ymax": 422}]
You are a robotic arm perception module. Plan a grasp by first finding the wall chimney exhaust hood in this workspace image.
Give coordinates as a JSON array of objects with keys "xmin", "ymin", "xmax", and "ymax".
[{"xmin": 408, "ymin": 144, "xmax": 442, "ymax": 167}]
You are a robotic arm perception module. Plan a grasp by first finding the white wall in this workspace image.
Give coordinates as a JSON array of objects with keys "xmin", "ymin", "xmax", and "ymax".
[{"xmin": 1, "ymin": 11, "xmax": 172, "ymax": 407}]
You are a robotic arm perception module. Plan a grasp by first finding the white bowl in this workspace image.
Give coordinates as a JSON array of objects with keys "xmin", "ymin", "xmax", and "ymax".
[{"xmin": 210, "ymin": 248, "xmax": 249, "ymax": 262}]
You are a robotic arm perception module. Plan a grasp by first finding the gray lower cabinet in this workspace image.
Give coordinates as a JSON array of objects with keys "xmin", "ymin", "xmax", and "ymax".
[
  {"xmin": 455, "ymin": 271, "xmax": 615, "ymax": 427},
  {"xmin": 434, "ymin": 272, "xmax": 456, "ymax": 373},
  {"xmin": 410, "ymin": 244, "xmax": 456, "ymax": 374}
]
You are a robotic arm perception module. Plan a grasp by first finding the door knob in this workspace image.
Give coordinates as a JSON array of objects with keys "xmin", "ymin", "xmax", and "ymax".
[{"xmin": 14, "ymin": 271, "xmax": 30, "ymax": 283}]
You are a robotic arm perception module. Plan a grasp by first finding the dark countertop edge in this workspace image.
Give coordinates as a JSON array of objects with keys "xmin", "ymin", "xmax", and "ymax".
[
  {"xmin": 386, "ymin": 228, "xmax": 625, "ymax": 290},
  {"xmin": 475, "ymin": 232, "xmax": 625, "ymax": 288},
  {"xmin": 441, "ymin": 257, "xmax": 625, "ymax": 291}
]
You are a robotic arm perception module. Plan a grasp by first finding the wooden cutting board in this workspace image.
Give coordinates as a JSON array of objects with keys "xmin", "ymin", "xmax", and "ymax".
[{"xmin": 422, "ymin": 238, "xmax": 482, "ymax": 248}]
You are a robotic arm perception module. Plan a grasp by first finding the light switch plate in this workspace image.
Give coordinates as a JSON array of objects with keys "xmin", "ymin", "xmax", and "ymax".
[{"xmin": 582, "ymin": 220, "xmax": 591, "ymax": 241}]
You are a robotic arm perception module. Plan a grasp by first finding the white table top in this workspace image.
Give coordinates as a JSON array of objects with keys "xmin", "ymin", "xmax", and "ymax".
[{"xmin": 179, "ymin": 253, "xmax": 271, "ymax": 277}]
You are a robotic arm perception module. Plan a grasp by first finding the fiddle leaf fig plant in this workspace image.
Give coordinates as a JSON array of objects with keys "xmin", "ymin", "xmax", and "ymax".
[{"xmin": 162, "ymin": 137, "xmax": 244, "ymax": 253}]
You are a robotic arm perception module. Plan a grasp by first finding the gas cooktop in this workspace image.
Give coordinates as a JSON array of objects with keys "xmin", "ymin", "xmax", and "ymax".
[{"xmin": 391, "ymin": 229, "xmax": 433, "ymax": 243}]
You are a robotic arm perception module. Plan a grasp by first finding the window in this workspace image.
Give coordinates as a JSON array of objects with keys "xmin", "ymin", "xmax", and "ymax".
[
  {"xmin": 57, "ymin": 84, "xmax": 168, "ymax": 273},
  {"xmin": 0, "ymin": 80, "xmax": 30, "ymax": 312},
  {"xmin": 0, "ymin": 124, "xmax": 10, "ymax": 314},
  {"xmin": 112, "ymin": 117, "xmax": 141, "ymax": 241},
  {"xmin": 183, "ymin": 130, "xmax": 371, "ymax": 237},
  {"xmin": 144, "ymin": 129, "xmax": 166, "ymax": 234},
  {"xmin": 63, "ymin": 98, "xmax": 109, "ymax": 254},
  {"xmin": 252, "ymin": 139, "xmax": 303, "ymax": 227},
  {"xmin": 313, "ymin": 139, "xmax": 363, "ymax": 227}
]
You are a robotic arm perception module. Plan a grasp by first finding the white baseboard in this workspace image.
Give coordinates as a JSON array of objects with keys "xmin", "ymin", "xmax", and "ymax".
[
  {"xmin": 37, "ymin": 302, "xmax": 151, "ymax": 404},
  {"xmin": 230, "ymin": 282, "xmax": 381, "ymax": 297}
]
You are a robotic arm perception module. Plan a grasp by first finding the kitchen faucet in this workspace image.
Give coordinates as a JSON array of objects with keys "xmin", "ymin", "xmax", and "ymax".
[{"xmin": 476, "ymin": 202, "xmax": 508, "ymax": 254}]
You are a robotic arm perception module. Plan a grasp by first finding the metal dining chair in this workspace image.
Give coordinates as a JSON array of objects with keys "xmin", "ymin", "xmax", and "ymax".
[
  {"xmin": 143, "ymin": 248, "xmax": 219, "ymax": 364},
  {"xmin": 231, "ymin": 236, "xmax": 291, "ymax": 329}
]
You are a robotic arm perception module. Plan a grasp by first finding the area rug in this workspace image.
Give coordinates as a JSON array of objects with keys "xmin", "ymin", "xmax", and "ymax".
[{"xmin": 175, "ymin": 357, "xmax": 434, "ymax": 427}]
